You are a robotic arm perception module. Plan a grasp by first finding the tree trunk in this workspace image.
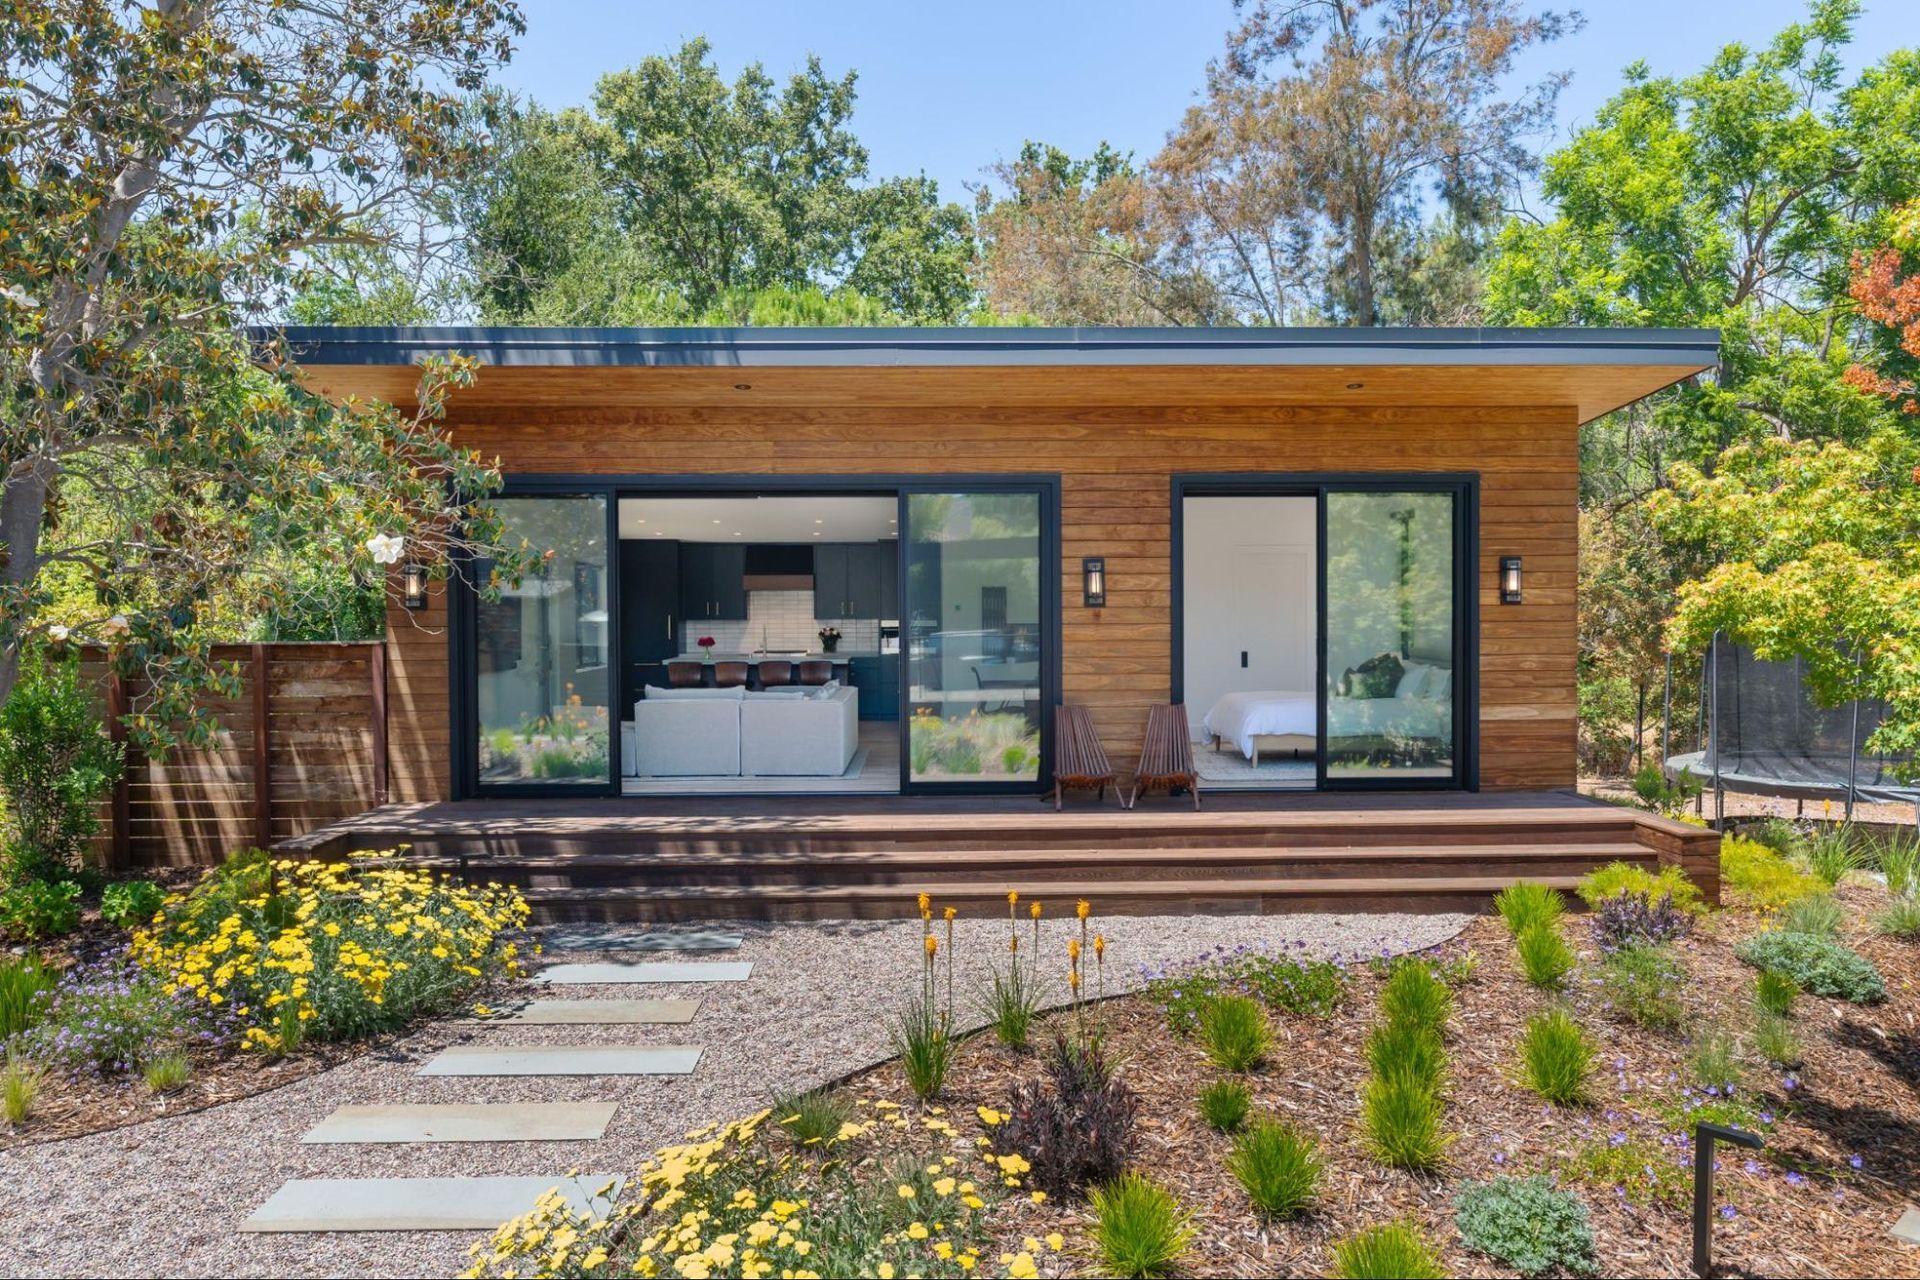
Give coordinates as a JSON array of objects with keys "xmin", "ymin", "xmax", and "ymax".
[{"xmin": 0, "ymin": 456, "xmax": 57, "ymax": 708}]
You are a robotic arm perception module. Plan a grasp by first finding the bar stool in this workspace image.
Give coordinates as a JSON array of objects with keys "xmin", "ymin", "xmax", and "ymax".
[
  {"xmin": 713, "ymin": 661, "xmax": 750, "ymax": 689},
  {"xmin": 757, "ymin": 659, "xmax": 794, "ymax": 688},
  {"xmin": 666, "ymin": 661, "xmax": 705, "ymax": 689},
  {"xmin": 797, "ymin": 659, "xmax": 834, "ymax": 687}
]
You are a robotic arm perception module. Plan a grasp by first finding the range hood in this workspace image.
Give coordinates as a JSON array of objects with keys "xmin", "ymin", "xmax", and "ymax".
[{"xmin": 743, "ymin": 543, "xmax": 813, "ymax": 592}]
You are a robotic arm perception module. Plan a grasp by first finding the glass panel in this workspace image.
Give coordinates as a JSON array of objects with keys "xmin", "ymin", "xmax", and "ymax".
[
  {"xmin": 1325, "ymin": 492, "xmax": 1456, "ymax": 781},
  {"xmin": 476, "ymin": 496, "xmax": 611, "ymax": 786},
  {"xmin": 905, "ymin": 492, "xmax": 1044, "ymax": 783}
]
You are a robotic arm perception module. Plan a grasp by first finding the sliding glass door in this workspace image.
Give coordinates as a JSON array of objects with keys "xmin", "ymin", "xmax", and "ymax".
[
  {"xmin": 903, "ymin": 488, "xmax": 1050, "ymax": 789},
  {"xmin": 473, "ymin": 494, "xmax": 613, "ymax": 790},
  {"xmin": 1322, "ymin": 489, "xmax": 1463, "ymax": 785}
]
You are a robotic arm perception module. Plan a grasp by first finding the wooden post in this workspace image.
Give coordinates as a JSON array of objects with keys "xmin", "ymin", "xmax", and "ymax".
[
  {"xmin": 251, "ymin": 643, "xmax": 272, "ymax": 850},
  {"xmin": 371, "ymin": 642, "xmax": 390, "ymax": 807},
  {"xmin": 106, "ymin": 670, "xmax": 130, "ymax": 871}
]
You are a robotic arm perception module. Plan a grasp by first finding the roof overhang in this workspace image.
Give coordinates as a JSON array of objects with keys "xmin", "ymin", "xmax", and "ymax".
[{"xmin": 260, "ymin": 325, "xmax": 1720, "ymax": 425}]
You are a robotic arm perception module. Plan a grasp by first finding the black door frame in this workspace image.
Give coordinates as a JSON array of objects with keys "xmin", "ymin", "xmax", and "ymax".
[
  {"xmin": 451, "ymin": 473, "xmax": 1062, "ymax": 799},
  {"xmin": 1169, "ymin": 473, "xmax": 1480, "ymax": 792}
]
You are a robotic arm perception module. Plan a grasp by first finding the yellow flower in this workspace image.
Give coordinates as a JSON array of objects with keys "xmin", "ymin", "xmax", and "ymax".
[
  {"xmin": 1030, "ymin": 1190, "xmax": 1048, "ymax": 1204},
  {"xmin": 1075, "ymin": 898, "xmax": 1090, "ymax": 920},
  {"xmin": 1029, "ymin": 901, "xmax": 1041, "ymax": 920},
  {"xmin": 917, "ymin": 892, "xmax": 932, "ymax": 913},
  {"xmin": 1006, "ymin": 890, "xmax": 1018, "ymax": 905},
  {"xmin": 1094, "ymin": 933, "xmax": 1106, "ymax": 958},
  {"xmin": 1068, "ymin": 937, "xmax": 1081, "ymax": 962},
  {"xmin": 1006, "ymin": 1253, "xmax": 1039, "ymax": 1279},
  {"xmin": 943, "ymin": 906, "xmax": 957, "ymax": 921},
  {"xmin": 1045, "ymin": 1232, "xmax": 1065, "ymax": 1250},
  {"xmin": 897, "ymin": 1184, "xmax": 916, "ymax": 1199},
  {"xmin": 924, "ymin": 934, "xmax": 938, "ymax": 958}
]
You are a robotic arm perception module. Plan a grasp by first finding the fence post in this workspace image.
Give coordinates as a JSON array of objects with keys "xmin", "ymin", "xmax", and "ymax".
[
  {"xmin": 251, "ymin": 643, "xmax": 272, "ymax": 850},
  {"xmin": 106, "ymin": 670, "xmax": 130, "ymax": 871},
  {"xmin": 371, "ymin": 642, "xmax": 390, "ymax": 807}
]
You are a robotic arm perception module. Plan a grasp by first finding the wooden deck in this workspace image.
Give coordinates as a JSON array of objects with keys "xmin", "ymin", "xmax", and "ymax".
[{"xmin": 279, "ymin": 789, "xmax": 1720, "ymax": 922}]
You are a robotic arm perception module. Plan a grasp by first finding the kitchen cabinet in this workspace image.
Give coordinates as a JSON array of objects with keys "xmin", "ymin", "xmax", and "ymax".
[
  {"xmin": 813, "ymin": 544, "xmax": 849, "ymax": 618},
  {"xmin": 620, "ymin": 539, "xmax": 680, "ymax": 661},
  {"xmin": 847, "ymin": 654, "xmax": 901, "ymax": 721},
  {"xmin": 815, "ymin": 541, "xmax": 892, "ymax": 619},
  {"xmin": 878, "ymin": 539, "xmax": 899, "ymax": 619},
  {"xmin": 679, "ymin": 543, "xmax": 747, "ymax": 622}
]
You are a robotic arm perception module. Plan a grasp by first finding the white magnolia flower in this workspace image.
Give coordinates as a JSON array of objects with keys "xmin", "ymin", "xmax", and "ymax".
[
  {"xmin": 365, "ymin": 532, "xmax": 407, "ymax": 565},
  {"xmin": 0, "ymin": 284, "xmax": 37, "ymax": 309},
  {"xmin": 46, "ymin": 624, "xmax": 69, "ymax": 642},
  {"xmin": 103, "ymin": 614, "xmax": 129, "ymax": 634}
]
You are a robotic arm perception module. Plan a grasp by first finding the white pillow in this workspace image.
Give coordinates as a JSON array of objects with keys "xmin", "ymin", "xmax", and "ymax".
[
  {"xmin": 1427, "ymin": 668, "xmax": 1453, "ymax": 699},
  {"xmin": 644, "ymin": 683, "xmax": 744, "ymax": 701},
  {"xmin": 1395, "ymin": 664, "xmax": 1431, "ymax": 698}
]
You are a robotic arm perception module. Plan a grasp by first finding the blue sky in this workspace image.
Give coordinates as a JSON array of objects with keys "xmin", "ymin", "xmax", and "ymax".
[{"xmin": 498, "ymin": 1, "xmax": 1911, "ymax": 208}]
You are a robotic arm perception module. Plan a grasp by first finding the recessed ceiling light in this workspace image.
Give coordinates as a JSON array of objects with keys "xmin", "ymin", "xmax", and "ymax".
[
  {"xmin": 812, "ymin": 531, "xmax": 821, "ymax": 536},
  {"xmin": 712, "ymin": 519, "xmax": 721, "ymax": 524},
  {"xmin": 814, "ymin": 518, "xmax": 824, "ymax": 524}
]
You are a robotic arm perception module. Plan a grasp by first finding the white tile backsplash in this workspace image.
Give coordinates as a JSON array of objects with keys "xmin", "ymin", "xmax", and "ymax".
[{"xmin": 681, "ymin": 590, "xmax": 879, "ymax": 654}]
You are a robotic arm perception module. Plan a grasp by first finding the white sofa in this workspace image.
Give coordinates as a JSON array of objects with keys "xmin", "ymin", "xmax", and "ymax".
[{"xmin": 628, "ymin": 683, "xmax": 859, "ymax": 778}]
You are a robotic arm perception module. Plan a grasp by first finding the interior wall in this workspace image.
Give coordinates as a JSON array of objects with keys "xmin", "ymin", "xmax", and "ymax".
[{"xmin": 1180, "ymin": 496, "xmax": 1317, "ymax": 739}]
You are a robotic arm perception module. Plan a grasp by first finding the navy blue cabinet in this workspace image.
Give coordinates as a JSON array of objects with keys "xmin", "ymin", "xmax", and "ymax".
[{"xmin": 848, "ymin": 655, "xmax": 900, "ymax": 721}]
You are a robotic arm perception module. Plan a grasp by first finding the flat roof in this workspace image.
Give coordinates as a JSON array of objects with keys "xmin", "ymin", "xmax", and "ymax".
[{"xmin": 264, "ymin": 324, "xmax": 1719, "ymax": 371}]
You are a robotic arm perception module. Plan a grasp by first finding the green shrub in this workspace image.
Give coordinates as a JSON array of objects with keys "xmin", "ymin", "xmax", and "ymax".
[
  {"xmin": 1804, "ymin": 827, "xmax": 1861, "ymax": 887},
  {"xmin": 1380, "ymin": 959, "xmax": 1452, "ymax": 1037},
  {"xmin": 1228, "ymin": 1118, "xmax": 1323, "ymax": 1218},
  {"xmin": 1753, "ymin": 970, "xmax": 1799, "ymax": 1018},
  {"xmin": 1599, "ymin": 943, "xmax": 1687, "ymax": 1030},
  {"xmin": 141, "ymin": 1050, "xmax": 192, "ymax": 1094},
  {"xmin": 1515, "ymin": 923, "xmax": 1577, "ymax": 989},
  {"xmin": 0, "ymin": 953, "xmax": 56, "ymax": 1038},
  {"xmin": 0, "ymin": 648, "xmax": 123, "ymax": 883},
  {"xmin": 1198, "ymin": 1078, "xmax": 1251, "ymax": 1132},
  {"xmin": 0, "ymin": 878, "xmax": 81, "ymax": 939},
  {"xmin": 1745, "ymin": 817, "xmax": 1808, "ymax": 859},
  {"xmin": 772, "ymin": 1086, "xmax": 854, "ymax": 1147},
  {"xmin": 1361, "ymin": 1070, "xmax": 1448, "ymax": 1170},
  {"xmin": 1199, "ymin": 994, "xmax": 1272, "ymax": 1072},
  {"xmin": 1330, "ymin": 1221, "xmax": 1448, "ymax": 1280},
  {"xmin": 1876, "ymin": 895, "xmax": 1920, "ymax": 939},
  {"xmin": 21, "ymin": 958, "xmax": 196, "ymax": 1075},
  {"xmin": 2, "ymin": 1053, "xmax": 44, "ymax": 1125},
  {"xmin": 1576, "ymin": 861, "xmax": 1703, "ymax": 914},
  {"xmin": 1721, "ymin": 835, "xmax": 1824, "ymax": 910},
  {"xmin": 1087, "ymin": 1172, "xmax": 1194, "ymax": 1279},
  {"xmin": 1236, "ymin": 952, "xmax": 1348, "ymax": 1017},
  {"xmin": 1687, "ymin": 1027, "xmax": 1745, "ymax": 1092},
  {"xmin": 1455, "ymin": 1175, "xmax": 1597, "ymax": 1277},
  {"xmin": 890, "ymin": 994, "xmax": 953, "ymax": 1101},
  {"xmin": 100, "ymin": 879, "xmax": 166, "ymax": 929},
  {"xmin": 1494, "ymin": 882, "xmax": 1565, "ymax": 935},
  {"xmin": 1519, "ymin": 1009, "xmax": 1595, "ymax": 1105},
  {"xmin": 979, "ymin": 953, "xmax": 1041, "ymax": 1050},
  {"xmin": 1873, "ymin": 830, "xmax": 1919, "ymax": 897},
  {"xmin": 1366, "ymin": 1018, "xmax": 1447, "ymax": 1092},
  {"xmin": 1752, "ymin": 1013, "xmax": 1802, "ymax": 1067},
  {"xmin": 1778, "ymin": 893, "xmax": 1845, "ymax": 937},
  {"xmin": 1564, "ymin": 1134, "xmax": 1689, "ymax": 1207},
  {"xmin": 1735, "ymin": 930, "xmax": 1885, "ymax": 1003}
]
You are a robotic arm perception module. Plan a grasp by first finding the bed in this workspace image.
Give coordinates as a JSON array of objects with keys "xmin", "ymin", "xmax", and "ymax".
[
  {"xmin": 1201, "ymin": 662, "xmax": 1455, "ymax": 765},
  {"xmin": 1200, "ymin": 690, "xmax": 1316, "ymax": 764}
]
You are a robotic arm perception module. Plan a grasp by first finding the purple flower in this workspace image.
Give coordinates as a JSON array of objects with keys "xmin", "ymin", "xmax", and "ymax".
[
  {"xmin": 1719, "ymin": 1204, "xmax": 1738, "ymax": 1219},
  {"xmin": 1786, "ymin": 1172, "xmax": 1806, "ymax": 1187},
  {"xmin": 1848, "ymin": 1154, "xmax": 1863, "ymax": 1170}
]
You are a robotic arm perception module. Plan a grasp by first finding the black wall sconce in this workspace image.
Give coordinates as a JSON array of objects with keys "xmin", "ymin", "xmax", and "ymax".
[
  {"xmin": 401, "ymin": 560, "xmax": 431, "ymax": 611},
  {"xmin": 1082, "ymin": 557, "xmax": 1106, "ymax": 608},
  {"xmin": 1499, "ymin": 555, "xmax": 1523, "ymax": 605}
]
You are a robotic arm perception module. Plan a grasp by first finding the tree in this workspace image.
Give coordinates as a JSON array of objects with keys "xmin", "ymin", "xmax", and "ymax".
[
  {"xmin": 1216, "ymin": 0, "xmax": 1579, "ymax": 325},
  {"xmin": 1847, "ymin": 199, "xmax": 1920, "ymax": 416},
  {"xmin": 1, "ymin": 0, "xmax": 532, "ymax": 738}
]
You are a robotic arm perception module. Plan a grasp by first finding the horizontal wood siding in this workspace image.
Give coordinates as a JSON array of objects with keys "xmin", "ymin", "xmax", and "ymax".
[{"xmin": 392, "ymin": 399, "xmax": 1579, "ymax": 798}]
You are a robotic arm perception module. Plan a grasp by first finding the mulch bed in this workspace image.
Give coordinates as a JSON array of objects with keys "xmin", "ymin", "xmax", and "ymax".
[{"xmin": 848, "ymin": 886, "xmax": 1920, "ymax": 1277}]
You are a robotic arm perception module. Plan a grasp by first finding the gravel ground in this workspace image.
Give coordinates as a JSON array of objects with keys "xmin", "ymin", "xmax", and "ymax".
[{"xmin": 0, "ymin": 909, "xmax": 1467, "ymax": 1280}]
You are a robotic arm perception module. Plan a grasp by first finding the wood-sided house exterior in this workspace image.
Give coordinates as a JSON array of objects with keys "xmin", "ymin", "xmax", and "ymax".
[{"xmin": 278, "ymin": 326, "xmax": 1717, "ymax": 815}]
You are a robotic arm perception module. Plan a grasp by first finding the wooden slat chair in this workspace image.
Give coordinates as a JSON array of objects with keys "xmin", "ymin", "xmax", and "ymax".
[
  {"xmin": 1050, "ymin": 703, "xmax": 1116, "ymax": 810},
  {"xmin": 1128, "ymin": 703, "xmax": 1201, "ymax": 809}
]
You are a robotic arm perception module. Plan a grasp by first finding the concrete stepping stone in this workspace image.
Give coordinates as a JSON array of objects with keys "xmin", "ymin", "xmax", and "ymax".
[
  {"xmin": 301, "ymin": 1102, "xmax": 617, "ymax": 1144},
  {"xmin": 240, "ymin": 1174, "xmax": 624, "ymax": 1232},
  {"xmin": 473, "ymin": 998, "xmax": 702, "ymax": 1025},
  {"xmin": 533, "ymin": 961, "xmax": 752, "ymax": 985},
  {"xmin": 1894, "ymin": 1205, "xmax": 1920, "ymax": 1245},
  {"xmin": 536, "ymin": 926, "xmax": 744, "ymax": 953},
  {"xmin": 418, "ymin": 1044, "xmax": 703, "ymax": 1077}
]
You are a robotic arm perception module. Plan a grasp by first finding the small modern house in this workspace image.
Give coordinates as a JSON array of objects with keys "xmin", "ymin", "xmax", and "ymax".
[{"xmin": 276, "ymin": 325, "xmax": 1724, "ymax": 916}]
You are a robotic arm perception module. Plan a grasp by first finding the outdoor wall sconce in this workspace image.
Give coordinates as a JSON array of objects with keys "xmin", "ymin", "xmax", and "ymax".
[
  {"xmin": 401, "ymin": 560, "xmax": 430, "ymax": 611},
  {"xmin": 1082, "ymin": 557, "xmax": 1106, "ymax": 608},
  {"xmin": 1499, "ymin": 555, "xmax": 1524, "ymax": 605}
]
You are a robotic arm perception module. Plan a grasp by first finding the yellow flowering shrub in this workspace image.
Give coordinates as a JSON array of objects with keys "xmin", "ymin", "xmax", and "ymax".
[
  {"xmin": 469, "ymin": 1098, "xmax": 1060, "ymax": 1279},
  {"xmin": 132, "ymin": 849, "xmax": 529, "ymax": 1051}
]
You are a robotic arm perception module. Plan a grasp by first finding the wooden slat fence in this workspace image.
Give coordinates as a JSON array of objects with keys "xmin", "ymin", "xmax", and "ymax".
[{"xmin": 78, "ymin": 642, "xmax": 387, "ymax": 869}]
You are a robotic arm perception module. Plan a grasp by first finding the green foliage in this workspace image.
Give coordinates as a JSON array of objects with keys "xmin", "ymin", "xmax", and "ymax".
[
  {"xmin": 1752, "ymin": 1013, "xmax": 1803, "ymax": 1068},
  {"xmin": 0, "ymin": 651, "xmax": 122, "ymax": 883},
  {"xmin": 979, "ymin": 953, "xmax": 1042, "ymax": 1051},
  {"xmin": 1233, "ymin": 953, "xmax": 1349, "ymax": 1018},
  {"xmin": 0, "ymin": 879, "xmax": 81, "ymax": 940},
  {"xmin": 1576, "ymin": 862, "xmax": 1704, "ymax": 914},
  {"xmin": 889, "ymin": 994, "xmax": 954, "ymax": 1102},
  {"xmin": 1198, "ymin": 1078, "xmax": 1252, "ymax": 1133},
  {"xmin": 100, "ymin": 880, "xmax": 166, "ymax": 930},
  {"xmin": 772, "ymin": 1087, "xmax": 854, "ymax": 1148},
  {"xmin": 1778, "ymin": 893, "xmax": 1845, "ymax": 937},
  {"xmin": 1454, "ymin": 1176, "xmax": 1598, "ymax": 1278},
  {"xmin": 1687, "ymin": 1027, "xmax": 1746, "ymax": 1092},
  {"xmin": 1631, "ymin": 763, "xmax": 1703, "ymax": 816},
  {"xmin": 1379, "ymin": 959, "xmax": 1453, "ymax": 1037},
  {"xmin": 1721, "ymin": 835, "xmax": 1827, "ymax": 910},
  {"xmin": 1875, "ymin": 895, "xmax": 1920, "ymax": 939},
  {"xmin": 1329, "ymin": 1221, "xmax": 1448, "ymax": 1280},
  {"xmin": 2, "ymin": 1054, "xmax": 43, "ymax": 1125},
  {"xmin": 1087, "ymin": 1173, "xmax": 1194, "ymax": 1279},
  {"xmin": 1564, "ymin": 1133, "xmax": 1690, "ymax": 1207},
  {"xmin": 0, "ymin": 953, "xmax": 55, "ymax": 1038},
  {"xmin": 1872, "ymin": 829, "xmax": 1920, "ymax": 896},
  {"xmin": 1361, "ymin": 1070, "xmax": 1449, "ymax": 1170},
  {"xmin": 1227, "ymin": 1119, "xmax": 1323, "ymax": 1218},
  {"xmin": 1734, "ymin": 930, "xmax": 1887, "ymax": 1003},
  {"xmin": 1599, "ymin": 943, "xmax": 1688, "ymax": 1031},
  {"xmin": 21, "ymin": 963, "xmax": 193, "ymax": 1075},
  {"xmin": 1518, "ymin": 1009, "xmax": 1595, "ymax": 1105},
  {"xmin": 1804, "ymin": 827, "xmax": 1862, "ymax": 887},
  {"xmin": 1199, "ymin": 994, "xmax": 1272, "ymax": 1072},
  {"xmin": 1366, "ymin": 1019, "xmax": 1447, "ymax": 1093},
  {"xmin": 1494, "ymin": 882, "xmax": 1566, "ymax": 935},
  {"xmin": 141, "ymin": 1051, "xmax": 192, "ymax": 1095},
  {"xmin": 1515, "ymin": 924, "xmax": 1577, "ymax": 990},
  {"xmin": 1746, "ymin": 818, "xmax": 1809, "ymax": 860},
  {"xmin": 1754, "ymin": 970, "xmax": 1800, "ymax": 1018}
]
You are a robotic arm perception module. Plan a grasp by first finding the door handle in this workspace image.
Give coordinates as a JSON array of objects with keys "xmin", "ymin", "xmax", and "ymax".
[
  {"xmin": 666, "ymin": 613, "xmax": 672, "ymax": 639},
  {"xmin": 1241, "ymin": 651, "xmax": 1249, "ymax": 668}
]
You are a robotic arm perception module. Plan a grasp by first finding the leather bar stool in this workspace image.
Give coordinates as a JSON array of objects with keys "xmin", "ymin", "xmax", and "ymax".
[
  {"xmin": 757, "ymin": 659, "xmax": 794, "ymax": 688},
  {"xmin": 713, "ymin": 661, "xmax": 750, "ymax": 689},
  {"xmin": 797, "ymin": 659, "xmax": 834, "ymax": 687},
  {"xmin": 666, "ymin": 661, "xmax": 705, "ymax": 689}
]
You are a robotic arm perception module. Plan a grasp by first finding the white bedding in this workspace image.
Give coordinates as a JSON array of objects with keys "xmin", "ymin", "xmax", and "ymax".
[{"xmin": 1201, "ymin": 690, "xmax": 1316, "ymax": 761}]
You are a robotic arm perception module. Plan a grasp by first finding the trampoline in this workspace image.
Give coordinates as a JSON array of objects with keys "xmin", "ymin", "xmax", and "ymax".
[{"xmin": 1665, "ymin": 631, "xmax": 1918, "ymax": 826}]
